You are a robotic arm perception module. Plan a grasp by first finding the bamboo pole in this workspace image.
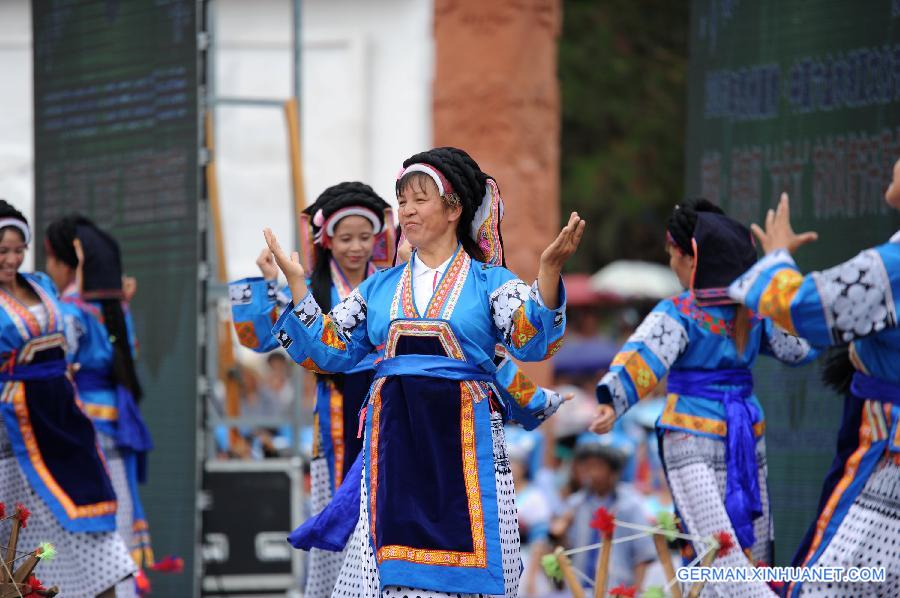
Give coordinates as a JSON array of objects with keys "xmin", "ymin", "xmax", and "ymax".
[
  {"xmin": 204, "ymin": 111, "xmax": 242, "ymax": 450},
  {"xmin": 593, "ymin": 537, "xmax": 612, "ymax": 598},
  {"xmin": 687, "ymin": 547, "xmax": 719, "ymax": 598},
  {"xmin": 283, "ymin": 98, "xmax": 307, "ymax": 216},
  {"xmin": 653, "ymin": 534, "xmax": 682, "ymax": 598},
  {"xmin": 554, "ymin": 547, "xmax": 585, "ymax": 598}
]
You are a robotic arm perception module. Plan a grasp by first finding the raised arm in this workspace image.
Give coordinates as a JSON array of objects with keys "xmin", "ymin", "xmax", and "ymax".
[{"xmin": 591, "ymin": 300, "xmax": 689, "ymax": 432}]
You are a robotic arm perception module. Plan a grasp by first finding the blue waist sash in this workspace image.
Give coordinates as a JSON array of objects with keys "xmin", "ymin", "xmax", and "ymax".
[
  {"xmin": 850, "ymin": 371, "xmax": 900, "ymax": 405},
  {"xmin": 374, "ymin": 354, "xmax": 493, "ymax": 382},
  {"xmin": 0, "ymin": 359, "xmax": 67, "ymax": 381},
  {"xmin": 667, "ymin": 368, "xmax": 760, "ymax": 549}
]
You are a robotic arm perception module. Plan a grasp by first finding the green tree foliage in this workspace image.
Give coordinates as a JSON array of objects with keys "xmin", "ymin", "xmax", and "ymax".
[{"xmin": 559, "ymin": 0, "xmax": 688, "ymax": 273}]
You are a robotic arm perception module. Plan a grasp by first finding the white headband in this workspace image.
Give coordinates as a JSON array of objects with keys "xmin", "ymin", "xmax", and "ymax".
[
  {"xmin": 315, "ymin": 206, "xmax": 383, "ymax": 245},
  {"xmin": 0, "ymin": 219, "xmax": 30, "ymax": 244},
  {"xmin": 397, "ymin": 163, "xmax": 454, "ymax": 197}
]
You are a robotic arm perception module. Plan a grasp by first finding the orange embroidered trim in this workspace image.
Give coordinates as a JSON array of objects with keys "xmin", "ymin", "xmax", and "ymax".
[
  {"xmin": 300, "ymin": 357, "xmax": 331, "ymax": 375},
  {"xmin": 371, "ymin": 381, "xmax": 486, "ymax": 567},
  {"xmin": 507, "ymin": 369, "xmax": 538, "ymax": 407},
  {"xmin": 614, "ymin": 350, "xmax": 659, "ymax": 400},
  {"xmin": 543, "ymin": 337, "xmax": 564, "ymax": 360},
  {"xmin": 510, "ymin": 305, "xmax": 538, "ymax": 349},
  {"xmin": 11, "ymin": 382, "xmax": 117, "ymax": 519},
  {"xmin": 330, "ymin": 385, "xmax": 346, "ymax": 487},
  {"xmin": 233, "ymin": 320, "xmax": 259, "ymax": 349},
  {"xmin": 659, "ymin": 394, "xmax": 765, "ymax": 438},
  {"xmin": 320, "ymin": 315, "xmax": 348, "ymax": 351},
  {"xmin": 799, "ymin": 399, "xmax": 875, "ymax": 568},
  {"xmin": 385, "ymin": 320, "xmax": 465, "ymax": 360},
  {"xmin": 425, "ymin": 250, "xmax": 470, "ymax": 319},
  {"xmin": 758, "ymin": 269, "xmax": 803, "ymax": 335},
  {"xmin": 312, "ymin": 412, "xmax": 322, "ymax": 458},
  {"xmin": 84, "ymin": 403, "xmax": 119, "ymax": 421}
]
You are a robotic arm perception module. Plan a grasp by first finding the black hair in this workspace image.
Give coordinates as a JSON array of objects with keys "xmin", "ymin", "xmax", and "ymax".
[
  {"xmin": 303, "ymin": 182, "xmax": 389, "ymax": 314},
  {"xmin": 45, "ymin": 214, "xmax": 143, "ymax": 402},
  {"xmin": 0, "ymin": 199, "xmax": 28, "ymax": 243},
  {"xmin": 666, "ymin": 198, "xmax": 725, "ymax": 256},
  {"xmin": 396, "ymin": 146, "xmax": 502, "ymax": 264},
  {"xmin": 821, "ymin": 345, "xmax": 856, "ymax": 396}
]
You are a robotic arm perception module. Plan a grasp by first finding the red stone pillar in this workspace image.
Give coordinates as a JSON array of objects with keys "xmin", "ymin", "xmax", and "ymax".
[{"xmin": 433, "ymin": 0, "xmax": 562, "ymax": 386}]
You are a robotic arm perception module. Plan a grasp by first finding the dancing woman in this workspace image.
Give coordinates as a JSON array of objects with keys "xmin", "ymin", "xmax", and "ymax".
[
  {"xmin": 264, "ymin": 147, "xmax": 583, "ymax": 597},
  {"xmin": 230, "ymin": 182, "xmax": 394, "ymax": 597},
  {"xmin": 590, "ymin": 200, "xmax": 817, "ymax": 597},
  {"xmin": 0, "ymin": 201, "xmax": 136, "ymax": 597},
  {"xmin": 728, "ymin": 164, "xmax": 900, "ymax": 596}
]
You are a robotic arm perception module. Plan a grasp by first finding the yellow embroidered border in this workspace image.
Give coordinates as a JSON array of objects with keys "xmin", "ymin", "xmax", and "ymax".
[
  {"xmin": 372, "ymin": 381, "xmax": 486, "ymax": 567},
  {"xmin": 385, "ymin": 320, "xmax": 465, "ymax": 360},
  {"xmin": 320, "ymin": 315, "xmax": 348, "ymax": 351},
  {"xmin": 330, "ymin": 385, "xmax": 346, "ymax": 487},
  {"xmin": 507, "ymin": 369, "xmax": 538, "ymax": 407},
  {"xmin": 758, "ymin": 269, "xmax": 803, "ymax": 335},
  {"xmin": 543, "ymin": 337, "xmax": 564, "ymax": 360},
  {"xmin": 426, "ymin": 250, "xmax": 470, "ymax": 320},
  {"xmin": 614, "ymin": 351, "xmax": 659, "ymax": 400},
  {"xmin": 84, "ymin": 403, "xmax": 119, "ymax": 421},
  {"xmin": 510, "ymin": 305, "xmax": 538, "ymax": 349},
  {"xmin": 659, "ymin": 394, "xmax": 765, "ymax": 438}
]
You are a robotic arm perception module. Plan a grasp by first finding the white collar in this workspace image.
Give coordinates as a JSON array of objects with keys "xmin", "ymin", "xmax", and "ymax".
[
  {"xmin": 413, "ymin": 252, "xmax": 453, "ymax": 278},
  {"xmin": 890, "ymin": 230, "xmax": 900, "ymax": 244}
]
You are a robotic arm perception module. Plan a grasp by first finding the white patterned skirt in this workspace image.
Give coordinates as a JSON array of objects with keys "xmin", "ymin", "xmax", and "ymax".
[
  {"xmin": 793, "ymin": 451, "xmax": 900, "ymax": 597},
  {"xmin": 304, "ymin": 456, "xmax": 348, "ymax": 598},
  {"xmin": 0, "ymin": 423, "xmax": 137, "ymax": 598},
  {"xmin": 661, "ymin": 430, "xmax": 775, "ymax": 598},
  {"xmin": 332, "ymin": 411, "xmax": 520, "ymax": 598}
]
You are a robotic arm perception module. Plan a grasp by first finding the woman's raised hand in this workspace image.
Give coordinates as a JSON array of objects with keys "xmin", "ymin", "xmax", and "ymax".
[
  {"xmin": 256, "ymin": 247, "xmax": 279, "ymax": 281},
  {"xmin": 751, "ymin": 193, "xmax": 818, "ymax": 255},
  {"xmin": 263, "ymin": 228, "xmax": 308, "ymax": 301},
  {"xmin": 540, "ymin": 212, "xmax": 586, "ymax": 273}
]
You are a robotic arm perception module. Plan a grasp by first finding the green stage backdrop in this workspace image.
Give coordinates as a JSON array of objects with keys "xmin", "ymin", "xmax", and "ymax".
[
  {"xmin": 32, "ymin": 1, "xmax": 199, "ymax": 595},
  {"xmin": 686, "ymin": 0, "xmax": 900, "ymax": 563}
]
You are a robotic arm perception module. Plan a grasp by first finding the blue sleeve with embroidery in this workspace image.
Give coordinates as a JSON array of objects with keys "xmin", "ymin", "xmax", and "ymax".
[
  {"xmin": 271, "ymin": 277, "xmax": 375, "ymax": 374},
  {"xmin": 229, "ymin": 277, "xmax": 281, "ymax": 353},
  {"xmin": 487, "ymin": 269, "xmax": 567, "ymax": 362},
  {"xmin": 759, "ymin": 319, "xmax": 819, "ymax": 365},
  {"xmin": 596, "ymin": 299, "xmax": 689, "ymax": 417},
  {"xmin": 492, "ymin": 346, "xmax": 565, "ymax": 430},
  {"xmin": 729, "ymin": 244, "xmax": 900, "ymax": 347}
]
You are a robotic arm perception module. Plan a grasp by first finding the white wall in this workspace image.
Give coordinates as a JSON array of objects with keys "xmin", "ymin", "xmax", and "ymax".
[
  {"xmin": 0, "ymin": 0, "xmax": 33, "ymax": 267},
  {"xmin": 214, "ymin": 0, "xmax": 433, "ymax": 279},
  {"xmin": 0, "ymin": 0, "xmax": 434, "ymax": 277}
]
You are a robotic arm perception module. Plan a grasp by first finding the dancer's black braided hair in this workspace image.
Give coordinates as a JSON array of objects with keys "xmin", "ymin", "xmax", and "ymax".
[
  {"xmin": 666, "ymin": 198, "xmax": 725, "ymax": 256},
  {"xmin": 396, "ymin": 146, "xmax": 499, "ymax": 263},
  {"xmin": 303, "ymin": 182, "xmax": 389, "ymax": 314}
]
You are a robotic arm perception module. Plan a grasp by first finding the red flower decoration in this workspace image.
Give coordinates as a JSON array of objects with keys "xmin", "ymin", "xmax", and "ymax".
[
  {"xmin": 134, "ymin": 569, "xmax": 152, "ymax": 595},
  {"xmin": 23, "ymin": 575, "xmax": 45, "ymax": 595},
  {"xmin": 589, "ymin": 507, "xmax": 616, "ymax": 538},
  {"xmin": 15, "ymin": 503, "xmax": 31, "ymax": 528},
  {"xmin": 0, "ymin": 502, "xmax": 5, "ymax": 519},
  {"xmin": 714, "ymin": 531, "xmax": 735, "ymax": 557},
  {"xmin": 150, "ymin": 555, "xmax": 185, "ymax": 573},
  {"xmin": 609, "ymin": 584, "xmax": 637, "ymax": 597}
]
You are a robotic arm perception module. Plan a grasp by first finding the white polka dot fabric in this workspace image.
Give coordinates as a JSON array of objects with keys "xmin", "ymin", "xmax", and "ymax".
[
  {"xmin": 0, "ymin": 425, "xmax": 137, "ymax": 597},
  {"xmin": 662, "ymin": 430, "xmax": 775, "ymax": 597},
  {"xmin": 306, "ymin": 456, "xmax": 347, "ymax": 597}
]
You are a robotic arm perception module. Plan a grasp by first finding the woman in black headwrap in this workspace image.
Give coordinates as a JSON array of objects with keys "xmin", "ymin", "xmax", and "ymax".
[
  {"xmin": 0, "ymin": 201, "xmax": 136, "ymax": 597},
  {"xmin": 230, "ymin": 181, "xmax": 394, "ymax": 597},
  {"xmin": 45, "ymin": 214, "xmax": 154, "ymax": 592},
  {"xmin": 591, "ymin": 199, "xmax": 818, "ymax": 597},
  {"xmin": 262, "ymin": 146, "xmax": 584, "ymax": 597}
]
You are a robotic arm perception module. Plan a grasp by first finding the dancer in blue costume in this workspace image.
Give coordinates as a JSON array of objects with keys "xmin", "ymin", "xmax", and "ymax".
[
  {"xmin": 728, "ymin": 162, "xmax": 900, "ymax": 596},
  {"xmin": 0, "ymin": 201, "xmax": 136, "ymax": 598},
  {"xmin": 591, "ymin": 200, "xmax": 817, "ymax": 598},
  {"xmin": 230, "ymin": 182, "xmax": 395, "ymax": 597},
  {"xmin": 263, "ymin": 147, "xmax": 584, "ymax": 597},
  {"xmin": 44, "ymin": 215, "xmax": 155, "ymax": 594}
]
